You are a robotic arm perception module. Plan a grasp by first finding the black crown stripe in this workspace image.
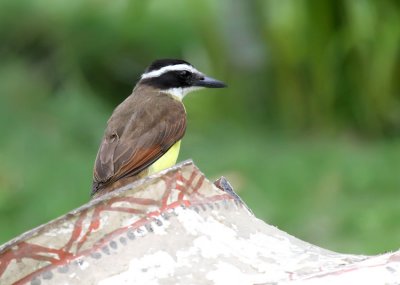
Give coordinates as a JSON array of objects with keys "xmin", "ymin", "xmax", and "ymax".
[{"xmin": 146, "ymin": 59, "xmax": 192, "ymax": 72}]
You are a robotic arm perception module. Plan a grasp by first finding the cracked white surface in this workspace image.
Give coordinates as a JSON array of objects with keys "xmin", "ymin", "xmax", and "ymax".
[{"xmin": 1, "ymin": 162, "xmax": 399, "ymax": 285}]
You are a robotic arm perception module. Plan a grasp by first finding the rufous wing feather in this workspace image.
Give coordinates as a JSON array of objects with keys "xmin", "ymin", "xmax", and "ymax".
[{"xmin": 92, "ymin": 89, "xmax": 186, "ymax": 195}]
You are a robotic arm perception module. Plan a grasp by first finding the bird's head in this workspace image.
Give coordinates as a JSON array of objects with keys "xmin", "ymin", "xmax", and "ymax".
[{"xmin": 139, "ymin": 59, "xmax": 226, "ymax": 100}]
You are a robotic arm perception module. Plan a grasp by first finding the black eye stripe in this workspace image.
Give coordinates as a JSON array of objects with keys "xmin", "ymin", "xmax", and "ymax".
[
  {"xmin": 177, "ymin": 70, "xmax": 192, "ymax": 78},
  {"xmin": 141, "ymin": 70, "xmax": 193, "ymax": 89}
]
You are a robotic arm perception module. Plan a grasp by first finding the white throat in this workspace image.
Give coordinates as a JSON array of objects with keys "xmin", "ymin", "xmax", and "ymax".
[{"xmin": 162, "ymin": 86, "xmax": 202, "ymax": 101}]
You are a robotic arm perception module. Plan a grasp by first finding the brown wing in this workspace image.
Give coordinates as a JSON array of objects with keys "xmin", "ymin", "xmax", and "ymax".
[{"xmin": 92, "ymin": 88, "xmax": 186, "ymax": 195}]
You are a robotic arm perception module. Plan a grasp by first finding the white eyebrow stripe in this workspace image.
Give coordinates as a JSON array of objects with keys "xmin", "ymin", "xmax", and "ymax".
[{"xmin": 141, "ymin": 64, "xmax": 200, "ymax": 79}]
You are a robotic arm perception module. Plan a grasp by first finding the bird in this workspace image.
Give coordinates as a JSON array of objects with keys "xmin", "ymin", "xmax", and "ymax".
[{"xmin": 91, "ymin": 59, "xmax": 226, "ymax": 198}]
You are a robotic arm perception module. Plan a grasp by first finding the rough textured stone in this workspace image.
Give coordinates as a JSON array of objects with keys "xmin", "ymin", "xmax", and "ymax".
[{"xmin": 0, "ymin": 160, "xmax": 399, "ymax": 285}]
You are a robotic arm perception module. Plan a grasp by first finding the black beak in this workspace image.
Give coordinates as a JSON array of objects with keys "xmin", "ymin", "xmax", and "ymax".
[{"xmin": 194, "ymin": 76, "xmax": 227, "ymax": 88}]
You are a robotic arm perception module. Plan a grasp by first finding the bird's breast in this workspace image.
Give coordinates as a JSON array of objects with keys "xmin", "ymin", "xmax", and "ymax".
[{"xmin": 148, "ymin": 140, "xmax": 181, "ymax": 174}]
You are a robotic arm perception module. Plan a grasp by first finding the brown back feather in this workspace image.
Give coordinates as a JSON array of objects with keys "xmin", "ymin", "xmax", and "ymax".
[{"xmin": 92, "ymin": 85, "xmax": 186, "ymax": 195}]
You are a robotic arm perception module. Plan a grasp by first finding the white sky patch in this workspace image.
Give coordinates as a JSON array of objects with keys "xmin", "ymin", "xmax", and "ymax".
[{"xmin": 141, "ymin": 64, "xmax": 200, "ymax": 79}]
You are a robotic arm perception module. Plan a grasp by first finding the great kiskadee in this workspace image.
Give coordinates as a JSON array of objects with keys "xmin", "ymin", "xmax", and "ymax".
[{"xmin": 92, "ymin": 59, "xmax": 226, "ymax": 197}]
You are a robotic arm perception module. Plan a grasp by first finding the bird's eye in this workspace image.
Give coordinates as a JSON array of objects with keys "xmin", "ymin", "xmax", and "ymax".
[{"xmin": 178, "ymin": 70, "xmax": 191, "ymax": 78}]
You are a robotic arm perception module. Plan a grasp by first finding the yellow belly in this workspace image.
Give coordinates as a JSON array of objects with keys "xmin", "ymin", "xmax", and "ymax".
[{"xmin": 149, "ymin": 140, "xmax": 181, "ymax": 174}]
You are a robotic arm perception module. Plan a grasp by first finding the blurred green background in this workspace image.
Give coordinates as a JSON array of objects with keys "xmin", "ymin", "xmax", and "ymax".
[{"xmin": 1, "ymin": 0, "xmax": 400, "ymax": 254}]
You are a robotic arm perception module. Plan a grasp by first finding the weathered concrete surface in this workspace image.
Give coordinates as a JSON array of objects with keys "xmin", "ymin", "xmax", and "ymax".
[{"xmin": 0, "ymin": 160, "xmax": 399, "ymax": 285}]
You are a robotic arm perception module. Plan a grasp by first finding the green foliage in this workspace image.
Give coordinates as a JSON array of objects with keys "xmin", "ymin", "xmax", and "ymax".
[
  {"xmin": 1, "ymin": 0, "xmax": 399, "ymax": 134},
  {"xmin": 0, "ymin": 0, "xmax": 400, "ymax": 254},
  {"xmin": 183, "ymin": 127, "xmax": 400, "ymax": 254}
]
